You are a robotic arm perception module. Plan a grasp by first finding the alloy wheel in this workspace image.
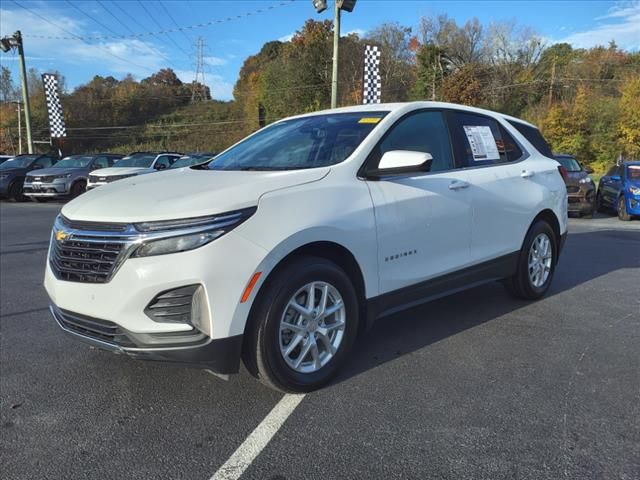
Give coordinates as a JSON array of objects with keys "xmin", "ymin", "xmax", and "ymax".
[
  {"xmin": 528, "ymin": 233, "xmax": 553, "ymax": 288},
  {"xmin": 279, "ymin": 281, "xmax": 346, "ymax": 374}
]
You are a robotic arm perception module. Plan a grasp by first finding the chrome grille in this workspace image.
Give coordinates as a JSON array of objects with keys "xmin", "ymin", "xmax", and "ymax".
[
  {"xmin": 50, "ymin": 236, "xmax": 125, "ymax": 283},
  {"xmin": 60, "ymin": 215, "xmax": 128, "ymax": 232},
  {"xmin": 31, "ymin": 175, "xmax": 55, "ymax": 183}
]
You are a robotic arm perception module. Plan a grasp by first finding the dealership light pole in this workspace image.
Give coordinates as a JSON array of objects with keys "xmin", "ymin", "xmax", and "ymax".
[
  {"xmin": 311, "ymin": 0, "xmax": 357, "ymax": 109},
  {"xmin": 1, "ymin": 31, "xmax": 33, "ymax": 153}
]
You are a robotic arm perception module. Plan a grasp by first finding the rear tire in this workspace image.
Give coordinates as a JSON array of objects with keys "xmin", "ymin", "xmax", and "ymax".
[
  {"xmin": 243, "ymin": 256, "xmax": 359, "ymax": 393},
  {"xmin": 617, "ymin": 197, "xmax": 631, "ymax": 221},
  {"xmin": 504, "ymin": 220, "xmax": 557, "ymax": 300}
]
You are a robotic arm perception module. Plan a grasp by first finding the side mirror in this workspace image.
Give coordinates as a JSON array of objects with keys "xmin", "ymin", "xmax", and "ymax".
[
  {"xmin": 610, "ymin": 175, "xmax": 621, "ymax": 181},
  {"xmin": 155, "ymin": 163, "xmax": 167, "ymax": 170},
  {"xmin": 367, "ymin": 151, "xmax": 433, "ymax": 179},
  {"xmin": 584, "ymin": 166, "xmax": 594, "ymax": 174}
]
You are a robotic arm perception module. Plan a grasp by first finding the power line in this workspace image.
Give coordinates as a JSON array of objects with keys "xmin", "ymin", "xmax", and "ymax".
[
  {"xmin": 22, "ymin": 0, "xmax": 296, "ymax": 41},
  {"xmin": 9, "ymin": 0, "xmax": 157, "ymax": 74},
  {"xmin": 158, "ymin": 0, "xmax": 193, "ymax": 45},
  {"xmin": 137, "ymin": 0, "xmax": 191, "ymax": 58}
]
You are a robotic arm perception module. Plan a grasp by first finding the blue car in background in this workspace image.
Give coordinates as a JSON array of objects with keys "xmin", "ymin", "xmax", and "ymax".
[{"xmin": 596, "ymin": 161, "xmax": 640, "ymax": 221}]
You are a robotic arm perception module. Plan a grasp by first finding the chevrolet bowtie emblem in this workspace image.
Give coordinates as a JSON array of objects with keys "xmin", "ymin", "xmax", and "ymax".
[{"xmin": 55, "ymin": 230, "xmax": 69, "ymax": 242}]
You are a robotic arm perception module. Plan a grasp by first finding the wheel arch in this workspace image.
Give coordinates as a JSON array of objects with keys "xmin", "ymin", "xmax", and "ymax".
[
  {"xmin": 532, "ymin": 209, "xmax": 561, "ymax": 245},
  {"xmin": 243, "ymin": 240, "xmax": 368, "ymax": 338}
]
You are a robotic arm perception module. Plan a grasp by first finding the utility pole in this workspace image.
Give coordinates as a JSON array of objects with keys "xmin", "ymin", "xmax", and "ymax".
[
  {"xmin": 15, "ymin": 102, "xmax": 22, "ymax": 154},
  {"xmin": 1, "ymin": 31, "xmax": 33, "ymax": 153},
  {"xmin": 331, "ymin": 1, "xmax": 340, "ymax": 108},
  {"xmin": 311, "ymin": 1, "xmax": 357, "ymax": 109},
  {"xmin": 548, "ymin": 57, "xmax": 556, "ymax": 109}
]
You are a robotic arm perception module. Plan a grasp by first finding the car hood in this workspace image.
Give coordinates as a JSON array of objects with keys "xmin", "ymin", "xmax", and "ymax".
[
  {"xmin": 91, "ymin": 167, "xmax": 154, "ymax": 177},
  {"xmin": 62, "ymin": 167, "xmax": 330, "ymax": 223},
  {"xmin": 28, "ymin": 167, "xmax": 84, "ymax": 177}
]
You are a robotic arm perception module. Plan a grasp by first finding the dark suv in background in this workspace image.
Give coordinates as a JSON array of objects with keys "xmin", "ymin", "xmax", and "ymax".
[
  {"xmin": 554, "ymin": 153, "xmax": 596, "ymax": 217},
  {"xmin": 24, "ymin": 153, "xmax": 123, "ymax": 202},
  {"xmin": 0, "ymin": 153, "xmax": 59, "ymax": 201}
]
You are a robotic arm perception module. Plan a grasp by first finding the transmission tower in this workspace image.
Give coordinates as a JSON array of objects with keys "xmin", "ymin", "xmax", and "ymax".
[{"xmin": 191, "ymin": 37, "xmax": 208, "ymax": 103}]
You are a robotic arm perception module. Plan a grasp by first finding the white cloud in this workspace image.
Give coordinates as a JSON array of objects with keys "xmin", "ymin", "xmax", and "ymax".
[
  {"xmin": 204, "ymin": 56, "xmax": 227, "ymax": 66},
  {"xmin": 174, "ymin": 70, "xmax": 234, "ymax": 101},
  {"xmin": 278, "ymin": 33, "xmax": 294, "ymax": 42},
  {"xmin": 345, "ymin": 28, "xmax": 366, "ymax": 37},
  {"xmin": 556, "ymin": 1, "xmax": 640, "ymax": 50},
  {"xmin": 0, "ymin": 6, "xmax": 168, "ymax": 78}
]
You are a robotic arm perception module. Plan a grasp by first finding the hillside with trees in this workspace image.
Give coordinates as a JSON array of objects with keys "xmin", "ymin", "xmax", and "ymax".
[{"xmin": 1, "ymin": 15, "xmax": 638, "ymax": 173}]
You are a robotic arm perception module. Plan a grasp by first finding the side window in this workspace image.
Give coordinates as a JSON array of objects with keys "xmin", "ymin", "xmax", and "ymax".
[
  {"xmin": 33, "ymin": 156, "xmax": 53, "ymax": 169},
  {"xmin": 155, "ymin": 155, "xmax": 171, "ymax": 169},
  {"xmin": 370, "ymin": 111, "xmax": 454, "ymax": 172},
  {"xmin": 507, "ymin": 120, "xmax": 554, "ymax": 158},
  {"xmin": 605, "ymin": 166, "xmax": 617, "ymax": 177},
  {"xmin": 447, "ymin": 112, "xmax": 514, "ymax": 167},
  {"xmin": 93, "ymin": 156, "xmax": 109, "ymax": 169}
]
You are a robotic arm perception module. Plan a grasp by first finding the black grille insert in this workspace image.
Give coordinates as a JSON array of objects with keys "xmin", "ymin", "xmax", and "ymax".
[
  {"xmin": 54, "ymin": 307, "xmax": 135, "ymax": 347},
  {"xmin": 145, "ymin": 285, "xmax": 198, "ymax": 323}
]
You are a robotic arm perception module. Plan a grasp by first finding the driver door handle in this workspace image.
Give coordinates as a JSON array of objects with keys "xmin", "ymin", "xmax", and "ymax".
[
  {"xmin": 521, "ymin": 170, "xmax": 535, "ymax": 178},
  {"xmin": 449, "ymin": 180, "xmax": 470, "ymax": 191}
]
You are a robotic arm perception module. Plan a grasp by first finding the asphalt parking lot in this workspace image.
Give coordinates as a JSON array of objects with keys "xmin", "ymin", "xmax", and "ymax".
[{"xmin": 1, "ymin": 201, "xmax": 639, "ymax": 480}]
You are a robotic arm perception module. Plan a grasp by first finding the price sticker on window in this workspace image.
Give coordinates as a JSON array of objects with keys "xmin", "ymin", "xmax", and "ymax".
[{"xmin": 463, "ymin": 126, "xmax": 500, "ymax": 161}]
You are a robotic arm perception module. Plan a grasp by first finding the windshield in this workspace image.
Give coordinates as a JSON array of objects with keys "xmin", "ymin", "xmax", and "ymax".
[
  {"xmin": 208, "ymin": 112, "xmax": 387, "ymax": 171},
  {"xmin": 53, "ymin": 155, "xmax": 93, "ymax": 168},
  {"xmin": 171, "ymin": 154, "xmax": 215, "ymax": 169},
  {"xmin": 555, "ymin": 156, "xmax": 582, "ymax": 172},
  {"xmin": 0, "ymin": 155, "xmax": 38, "ymax": 169},
  {"xmin": 627, "ymin": 165, "xmax": 640, "ymax": 180},
  {"xmin": 115, "ymin": 154, "xmax": 156, "ymax": 168}
]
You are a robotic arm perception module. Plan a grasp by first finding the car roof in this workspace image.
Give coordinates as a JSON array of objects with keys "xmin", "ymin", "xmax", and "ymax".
[
  {"xmin": 286, "ymin": 101, "xmax": 538, "ymax": 128},
  {"xmin": 623, "ymin": 161, "xmax": 640, "ymax": 166}
]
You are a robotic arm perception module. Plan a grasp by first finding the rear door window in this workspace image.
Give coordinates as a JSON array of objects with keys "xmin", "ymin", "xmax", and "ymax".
[
  {"xmin": 447, "ymin": 112, "xmax": 520, "ymax": 167},
  {"xmin": 507, "ymin": 120, "xmax": 554, "ymax": 158}
]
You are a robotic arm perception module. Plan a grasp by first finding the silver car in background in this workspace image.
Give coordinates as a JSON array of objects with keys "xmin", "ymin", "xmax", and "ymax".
[{"xmin": 24, "ymin": 154, "xmax": 123, "ymax": 201}]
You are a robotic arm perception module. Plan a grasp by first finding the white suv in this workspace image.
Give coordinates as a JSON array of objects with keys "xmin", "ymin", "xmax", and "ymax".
[
  {"xmin": 86, "ymin": 152, "xmax": 181, "ymax": 189},
  {"xmin": 45, "ymin": 102, "xmax": 568, "ymax": 392}
]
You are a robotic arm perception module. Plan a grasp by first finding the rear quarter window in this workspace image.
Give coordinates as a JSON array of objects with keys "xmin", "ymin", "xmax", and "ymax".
[{"xmin": 507, "ymin": 120, "xmax": 554, "ymax": 158}]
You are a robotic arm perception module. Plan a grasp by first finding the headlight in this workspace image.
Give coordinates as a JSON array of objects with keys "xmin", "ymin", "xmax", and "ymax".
[
  {"xmin": 579, "ymin": 177, "xmax": 592, "ymax": 184},
  {"xmin": 629, "ymin": 186, "xmax": 640, "ymax": 195},
  {"xmin": 54, "ymin": 173, "xmax": 72, "ymax": 180},
  {"xmin": 131, "ymin": 207, "xmax": 256, "ymax": 257}
]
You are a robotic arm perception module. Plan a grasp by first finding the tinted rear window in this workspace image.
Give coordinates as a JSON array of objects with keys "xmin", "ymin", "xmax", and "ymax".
[{"xmin": 508, "ymin": 121, "xmax": 553, "ymax": 158}]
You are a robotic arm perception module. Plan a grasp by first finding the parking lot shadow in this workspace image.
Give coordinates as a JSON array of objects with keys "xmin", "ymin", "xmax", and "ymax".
[{"xmin": 334, "ymin": 228, "xmax": 640, "ymax": 386}]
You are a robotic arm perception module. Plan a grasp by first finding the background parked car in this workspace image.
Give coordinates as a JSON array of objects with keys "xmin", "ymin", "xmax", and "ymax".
[
  {"xmin": 23, "ymin": 153, "xmax": 124, "ymax": 202},
  {"xmin": 597, "ymin": 161, "xmax": 640, "ymax": 221},
  {"xmin": 86, "ymin": 151, "xmax": 182, "ymax": 189},
  {"xmin": 0, "ymin": 155, "xmax": 15, "ymax": 165},
  {"xmin": 169, "ymin": 152, "xmax": 217, "ymax": 169},
  {"xmin": 554, "ymin": 153, "xmax": 596, "ymax": 217},
  {"xmin": 0, "ymin": 153, "xmax": 59, "ymax": 201}
]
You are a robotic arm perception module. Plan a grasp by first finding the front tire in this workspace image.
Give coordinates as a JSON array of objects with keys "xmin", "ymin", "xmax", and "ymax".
[
  {"xmin": 617, "ymin": 197, "xmax": 631, "ymax": 221},
  {"xmin": 243, "ymin": 257, "xmax": 359, "ymax": 393},
  {"xmin": 8, "ymin": 181, "xmax": 26, "ymax": 202},
  {"xmin": 505, "ymin": 220, "xmax": 557, "ymax": 300},
  {"xmin": 70, "ymin": 181, "xmax": 86, "ymax": 198}
]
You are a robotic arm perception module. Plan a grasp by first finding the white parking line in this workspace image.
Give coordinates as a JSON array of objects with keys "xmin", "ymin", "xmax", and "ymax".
[{"xmin": 210, "ymin": 394, "xmax": 306, "ymax": 480}]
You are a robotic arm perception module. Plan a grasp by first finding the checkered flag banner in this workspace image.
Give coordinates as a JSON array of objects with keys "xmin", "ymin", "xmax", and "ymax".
[
  {"xmin": 362, "ymin": 45, "xmax": 381, "ymax": 104},
  {"xmin": 41, "ymin": 73, "xmax": 66, "ymax": 138}
]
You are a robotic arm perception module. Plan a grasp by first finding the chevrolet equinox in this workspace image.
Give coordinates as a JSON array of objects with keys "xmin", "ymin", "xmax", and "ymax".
[{"xmin": 45, "ymin": 102, "xmax": 568, "ymax": 392}]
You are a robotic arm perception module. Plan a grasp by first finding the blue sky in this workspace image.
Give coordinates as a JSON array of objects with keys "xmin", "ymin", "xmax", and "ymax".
[{"xmin": 1, "ymin": 0, "xmax": 638, "ymax": 100}]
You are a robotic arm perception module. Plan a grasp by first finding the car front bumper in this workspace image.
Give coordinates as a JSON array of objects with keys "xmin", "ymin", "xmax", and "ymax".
[
  {"xmin": 24, "ymin": 181, "xmax": 70, "ymax": 197},
  {"xmin": 566, "ymin": 183, "xmax": 595, "ymax": 214},
  {"xmin": 50, "ymin": 303, "xmax": 243, "ymax": 373},
  {"xmin": 44, "ymin": 229, "xmax": 268, "ymax": 372}
]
